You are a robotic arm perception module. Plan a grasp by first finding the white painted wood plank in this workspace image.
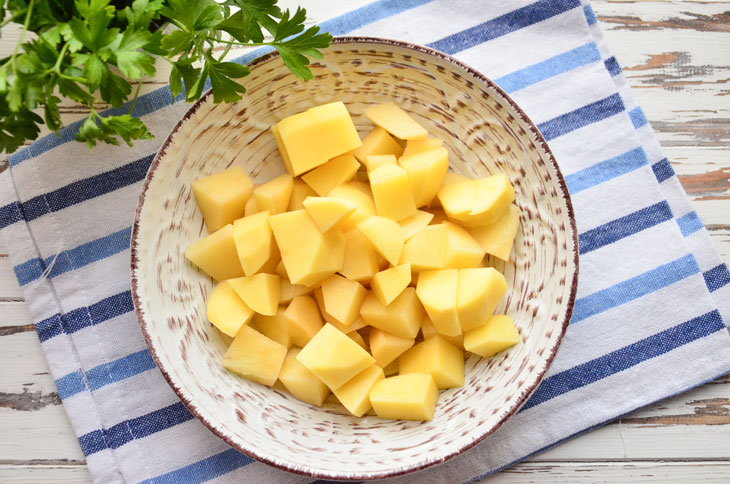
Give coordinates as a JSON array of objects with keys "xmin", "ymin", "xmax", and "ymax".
[
  {"xmin": 0, "ymin": 466, "xmax": 89, "ymax": 484},
  {"xmin": 0, "ymin": 301, "xmax": 32, "ymax": 328},
  {"xmin": 0, "ymin": 258, "xmax": 23, "ymax": 299},
  {"xmin": 0, "ymin": 331, "xmax": 54, "ymax": 393},
  {"xmin": 0, "ymin": 405, "xmax": 84, "ymax": 461}
]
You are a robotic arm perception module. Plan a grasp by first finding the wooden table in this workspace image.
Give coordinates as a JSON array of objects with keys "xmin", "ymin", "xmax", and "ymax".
[{"xmin": 1, "ymin": 1, "xmax": 728, "ymax": 482}]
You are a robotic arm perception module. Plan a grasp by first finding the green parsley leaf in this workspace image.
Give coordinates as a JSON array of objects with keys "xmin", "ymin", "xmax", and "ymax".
[{"xmin": 112, "ymin": 30, "xmax": 156, "ymax": 80}]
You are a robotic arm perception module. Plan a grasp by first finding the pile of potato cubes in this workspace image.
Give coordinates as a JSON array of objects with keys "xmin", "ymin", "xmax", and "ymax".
[{"xmin": 184, "ymin": 101, "xmax": 522, "ymax": 421}]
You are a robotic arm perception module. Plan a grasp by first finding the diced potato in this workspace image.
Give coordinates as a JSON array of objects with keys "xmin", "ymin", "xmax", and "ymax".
[
  {"xmin": 275, "ymin": 260, "xmax": 288, "ymax": 279},
  {"xmin": 333, "ymin": 365, "xmax": 384, "ymax": 417},
  {"xmin": 328, "ymin": 184, "xmax": 376, "ymax": 231},
  {"xmin": 465, "ymin": 174, "xmax": 515, "ymax": 226},
  {"xmin": 421, "ymin": 315, "xmax": 463, "ymax": 348},
  {"xmin": 441, "ymin": 172, "xmax": 470, "ymax": 185},
  {"xmin": 297, "ymin": 323, "xmax": 375, "ymax": 390},
  {"xmin": 302, "ymin": 196, "xmax": 356, "ymax": 232},
  {"xmin": 365, "ymin": 102, "xmax": 428, "ymax": 141},
  {"xmin": 381, "ymin": 359, "xmax": 399, "ymax": 376},
  {"xmin": 253, "ymin": 307, "xmax": 291, "ymax": 348},
  {"xmin": 244, "ymin": 194, "xmax": 261, "ymax": 216},
  {"xmin": 232, "ymin": 211, "xmax": 273, "ymax": 276},
  {"xmin": 357, "ymin": 216, "xmax": 404, "ymax": 267},
  {"xmin": 185, "ymin": 224, "xmax": 245, "ymax": 281},
  {"xmin": 228, "ymin": 273, "xmax": 280, "ymax": 316},
  {"xmin": 253, "ymin": 173, "xmax": 293, "ymax": 215},
  {"xmin": 348, "ymin": 179, "xmax": 373, "ymax": 197},
  {"xmin": 398, "ymin": 147, "xmax": 449, "ymax": 207},
  {"xmin": 223, "ymin": 325, "xmax": 287, "ymax": 387},
  {"xmin": 347, "ymin": 330, "xmax": 369, "ymax": 351},
  {"xmin": 321, "ymin": 274, "xmax": 367, "ymax": 326},
  {"xmin": 288, "ymin": 179, "xmax": 317, "ymax": 211},
  {"xmin": 370, "ymin": 328, "xmax": 414, "ymax": 368},
  {"xmin": 402, "ymin": 137, "xmax": 443, "ymax": 158},
  {"xmin": 427, "ymin": 208, "xmax": 449, "ymax": 225},
  {"xmin": 444, "ymin": 221, "xmax": 485, "ymax": 268},
  {"xmin": 353, "ymin": 127, "xmax": 404, "ymax": 163},
  {"xmin": 368, "ymin": 163, "xmax": 417, "ymax": 221},
  {"xmin": 416, "ymin": 269, "xmax": 461, "ymax": 337},
  {"xmin": 365, "ymin": 154, "xmax": 397, "ymax": 173},
  {"xmin": 284, "ymin": 295, "xmax": 324, "ymax": 347},
  {"xmin": 466, "ymin": 204, "xmax": 520, "ymax": 261},
  {"xmin": 437, "ymin": 178, "xmax": 475, "ymax": 218},
  {"xmin": 399, "ymin": 335, "xmax": 464, "ymax": 389},
  {"xmin": 273, "ymin": 101, "xmax": 362, "ymax": 176},
  {"xmin": 371, "ymin": 264, "xmax": 411, "ymax": 306},
  {"xmin": 399, "ymin": 210, "xmax": 434, "ymax": 240},
  {"xmin": 369, "ymin": 373, "xmax": 438, "ymax": 421},
  {"xmin": 191, "ymin": 166, "xmax": 253, "ymax": 232},
  {"xmin": 279, "ymin": 278, "xmax": 314, "ymax": 304},
  {"xmin": 360, "ymin": 287, "xmax": 424, "ymax": 339},
  {"xmin": 207, "ymin": 281, "xmax": 254, "ymax": 337},
  {"xmin": 400, "ymin": 224, "xmax": 448, "ymax": 272},
  {"xmin": 339, "ymin": 229, "xmax": 380, "ymax": 282},
  {"xmin": 457, "ymin": 267, "xmax": 507, "ymax": 332},
  {"xmin": 258, "ymin": 245, "xmax": 281, "ymax": 274},
  {"xmin": 463, "ymin": 315, "xmax": 520, "ymax": 358},
  {"xmin": 279, "ymin": 348, "xmax": 330, "ymax": 406},
  {"xmin": 301, "ymin": 153, "xmax": 360, "ymax": 196}
]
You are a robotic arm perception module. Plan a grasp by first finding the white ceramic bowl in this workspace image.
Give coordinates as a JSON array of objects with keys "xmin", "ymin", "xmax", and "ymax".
[{"xmin": 131, "ymin": 37, "xmax": 578, "ymax": 480}]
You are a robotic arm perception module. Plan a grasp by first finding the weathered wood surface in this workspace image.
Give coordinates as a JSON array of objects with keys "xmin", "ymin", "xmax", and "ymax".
[{"xmin": 0, "ymin": 0, "xmax": 728, "ymax": 482}]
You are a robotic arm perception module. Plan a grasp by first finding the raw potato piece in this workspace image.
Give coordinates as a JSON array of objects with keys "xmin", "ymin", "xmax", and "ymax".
[
  {"xmin": 398, "ymin": 147, "xmax": 449, "ymax": 207},
  {"xmin": 279, "ymin": 278, "xmax": 314, "ymax": 304},
  {"xmin": 370, "ymin": 328, "xmax": 414, "ymax": 368},
  {"xmin": 369, "ymin": 373, "xmax": 439, "ymax": 421},
  {"xmin": 297, "ymin": 324, "xmax": 375, "ymax": 390},
  {"xmin": 229, "ymin": 274, "xmax": 280, "ymax": 316},
  {"xmin": 444, "ymin": 222, "xmax": 485, "ymax": 268},
  {"xmin": 207, "ymin": 281, "xmax": 254, "ymax": 337},
  {"xmin": 185, "ymin": 224, "xmax": 245, "ymax": 281},
  {"xmin": 328, "ymin": 184, "xmax": 376, "ymax": 231},
  {"xmin": 253, "ymin": 307, "xmax": 291, "ymax": 348},
  {"xmin": 279, "ymin": 348, "xmax": 330, "ymax": 407},
  {"xmin": 369, "ymin": 163, "xmax": 417, "ymax": 221},
  {"xmin": 333, "ymin": 365, "xmax": 384, "ymax": 417},
  {"xmin": 464, "ymin": 315, "xmax": 520, "ymax": 358},
  {"xmin": 398, "ymin": 210, "xmax": 434, "ymax": 241},
  {"xmin": 253, "ymin": 173, "xmax": 294, "ymax": 215},
  {"xmin": 301, "ymin": 154, "xmax": 360, "ymax": 196},
  {"xmin": 357, "ymin": 216, "xmax": 404, "ymax": 267},
  {"xmin": 321, "ymin": 274, "xmax": 367, "ymax": 326},
  {"xmin": 402, "ymin": 137, "xmax": 443, "ymax": 158},
  {"xmin": 360, "ymin": 287, "xmax": 424, "ymax": 339},
  {"xmin": 245, "ymin": 195, "xmax": 261, "ymax": 216},
  {"xmin": 347, "ymin": 330, "xmax": 369, "ymax": 350},
  {"xmin": 288, "ymin": 179, "xmax": 317, "ymax": 211},
  {"xmin": 365, "ymin": 154, "xmax": 397, "ymax": 173},
  {"xmin": 353, "ymin": 127, "xmax": 404, "ymax": 163},
  {"xmin": 365, "ymin": 102, "xmax": 428, "ymax": 140},
  {"xmin": 467, "ymin": 204, "xmax": 520, "ymax": 261},
  {"xmin": 416, "ymin": 269, "xmax": 461, "ymax": 337},
  {"xmin": 466, "ymin": 174, "xmax": 515, "ymax": 226},
  {"xmin": 421, "ymin": 315, "xmax": 463, "ymax": 348},
  {"xmin": 457, "ymin": 268, "xmax": 507, "ymax": 332},
  {"xmin": 340, "ymin": 229, "xmax": 380, "ymax": 282},
  {"xmin": 371, "ymin": 264, "xmax": 412, "ymax": 306},
  {"xmin": 302, "ymin": 197, "xmax": 356, "ymax": 232},
  {"xmin": 223, "ymin": 326, "xmax": 287, "ymax": 387},
  {"xmin": 399, "ymin": 335, "xmax": 464, "ymax": 389},
  {"xmin": 191, "ymin": 166, "xmax": 253, "ymax": 232},
  {"xmin": 400, "ymin": 224, "xmax": 448, "ymax": 272},
  {"xmin": 284, "ymin": 295, "xmax": 323, "ymax": 347},
  {"xmin": 232, "ymin": 211, "xmax": 273, "ymax": 276}
]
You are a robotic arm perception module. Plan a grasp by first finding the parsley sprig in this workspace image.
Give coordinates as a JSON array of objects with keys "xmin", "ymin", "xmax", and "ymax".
[{"xmin": 0, "ymin": 0, "xmax": 332, "ymax": 153}]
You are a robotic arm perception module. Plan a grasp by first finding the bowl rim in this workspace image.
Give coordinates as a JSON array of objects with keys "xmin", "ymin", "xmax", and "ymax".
[{"xmin": 130, "ymin": 35, "xmax": 579, "ymax": 481}]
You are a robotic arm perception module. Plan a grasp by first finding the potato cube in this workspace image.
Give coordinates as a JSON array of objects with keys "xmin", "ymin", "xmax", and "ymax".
[
  {"xmin": 421, "ymin": 315, "xmax": 463, "ymax": 348},
  {"xmin": 369, "ymin": 373, "xmax": 439, "ymax": 421},
  {"xmin": 437, "ymin": 178, "xmax": 476, "ymax": 219},
  {"xmin": 288, "ymin": 179, "xmax": 317, "ymax": 211},
  {"xmin": 371, "ymin": 264, "xmax": 411, "ymax": 306},
  {"xmin": 399, "ymin": 210, "xmax": 434, "ymax": 240},
  {"xmin": 328, "ymin": 184, "xmax": 376, "ymax": 231},
  {"xmin": 402, "ymin": 137, "xmax": 443, "ymax": 158},
  {"xmin": 444, "ymin": 221, "xmax": 485, "ymax": 268},
  {"xmin": 441, "ymin": 172, "xmax": 470, "ymax": 185},
  {"xmin": 228, "ymin": 273, "xmax": 280, "ymax": 316},
  {"xmin": 284, "ymin": 295, "xmax": 323, "ymax": 347},
  {"xmin": 207, "ymin": 281, "xmax": 254, "ymax": 337},
  {"xmin": 466, "ymin": 204, "xmax": 520, "ymax": 261},
  {"xmin": 232, "ymin": 211, "xmax": 273, "ymax": 276},
  {"xmin": 253, "ymin": 173, "xmax": 293, "ymax": 215},
  {"xmin": 301, "ymin": 153, "xmax": 360, "ymax": 196},
  {"xmin": 416, "ymin": 269, "xmax": 461, "ymax": 337},
  {"xmin": 297, "ymin": 324, "xmax": 375, "ymax": 389},
  {"xmin": 279, "ymin": 348, "xmax": 330, "ymax": 407},
  {"xmin": 427, "ymin": 208, "xmax": 449, "ymax": 225},
  {"xmin": 399, "ymin": 147, "xmax": 449, "ymax": 207},
  {"xmin": 399, "ymin": 335, "xmax": 464, "ymax": 389},
  {"xmin": 185, "ymin": 224, "xmax": 245, "ymax": 281},
  {"xmin": 333, "ymin": 365, "xmax": 384, "ymax": 417},
  {"xmin": 321, "ymin": 274, "xmax": 367, "ymax": 326},
  {"xmin": 244, "ymin": 194, "xmax": 261, "ymax": 216},
  {"xmin": 463, "ymin": 315, "xmax": 520, "ymax": 358},
  {"xmin": 302, "ymin": 196, "xmax": 356, "ymax": 233},
  {"xmin": 400, "ymin": 224, "xmax": 448, "ymax": 272},
  {"xmin": 360, "ymin": 287, "xmax": 424, "ymax": 339},
  {"xmin": 457, "ymin": 268, "xmax": 507, "ymax": 332},
  {"xmin": 365, "ymin": 154, "xmax": 397, "ymax": 173},
  {"xmin": 465, "ymin": 174, "xmax": 515, "ymax": 226},
  {"xmin": 253, "ymin": 307, "xmax": 291, "ymax": 348},
  {"xmin": 357, "ymin": 216, "xmax": 404, "ymax": 267},
  {"xmin": 365, "ymin": 102, "xmax": 428, "ymax": 141},
  {"xmin": 347, "ymin": 330, "xmax": 369, "ymax": 350},
  {"xmin": 191, "ymin": 166, "xmax": 253, "ymax": 232},
  {"xmin": 223, "ymin": 325, "xmax": 287, "ymax": 387},
  {"xmin": 369, "ymin": 163, "xmax": 417, "ymax": 221},
  {"xmin": 370, "ymin": 328, "xmax": 414, "ymax": 368},
  {"xmin": 353, "ymin": 127, "xmax": 404, "ymax": 163},
  {"xmin": 340, "ymin": 229, "xmax": 380, "ymax": 282},
  {"xmin": 273, "ymin": 101, "xmax": 362, "ymax": 176},
  {"xmin": 279, "ymin": 278, "xmax": 314, "ymax": 304}
]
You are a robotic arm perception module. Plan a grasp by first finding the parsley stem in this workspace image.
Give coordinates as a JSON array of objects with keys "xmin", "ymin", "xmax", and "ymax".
[
  {"xmin": 128, "ymin": 79, "xmax": 143, "ymax": 115},
  {"xmin": 205, "ymin": 37, "xmax": 278, "ymax": 48},
  {"xmin": 50, "ymin": 43, "xmax": 70, "ymax": 74},
  {"xmin": 9, "ymin": 0, "xmax": 35, "ymax": 76}
]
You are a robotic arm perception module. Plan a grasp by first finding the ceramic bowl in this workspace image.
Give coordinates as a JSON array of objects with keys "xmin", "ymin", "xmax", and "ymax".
[{"xmin": 131, "ymin": 37, "xmax": 578, "ymax": 480}]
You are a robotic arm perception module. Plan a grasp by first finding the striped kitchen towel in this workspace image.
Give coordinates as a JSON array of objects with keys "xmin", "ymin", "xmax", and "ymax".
[{"xmin": 2, "ymin": 0, "xmax": 729, "ymax": 482}]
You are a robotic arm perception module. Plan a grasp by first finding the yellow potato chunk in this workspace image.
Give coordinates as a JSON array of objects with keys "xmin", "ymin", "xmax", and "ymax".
[
  {"xmin": 370, "ymin": 328, "xmax": 414, "ymax": 368},
  {"xmin": 191, "ymin": 166, "xmax": 253, "ymax": 232},
  {"xmin": 232, "ymin": 211, "xmax": 273, "ymax": 276},
  {"xmin": 371, "ymin": 263, "xmax": 411, "ymax": 306},
  {"xmin": 369, "ymin": 373, "xmax": 438, "ymax": 421},
  {"xmin": 253, "ymin": 307, "xmax": 291, "ymax": 348},
  {"xmin": 399, "ymin": 210, "xmax": 434, "ymax": 241},
  {"xmin": 444, "ymin": 221, "xmax": 485, "ymax": 268},
  {"xmin": 223, "ymin": 325, "xmax": 287, "ymax": 387},
  {"xmin": 207, "ymin": 281, "xmax": 254, "ymax": 337},
  {"xmin": 288, "ymin": 179, "xmax": 317, "ymax": 211},
  {"xmin": 279, "ymin": 278, "xmax": 314, "ymax": 304},
  {"xmin": 457, "ymin": 267, "xmax": 507, "ymax": 332},
  {"xmin": 400, "ymin": 224, "xmax": 448, "ymax": 272},
  {"xmin": 228, "ymin": 273, "xmax": 280, "ymax": 316},
  {"xmin": 185, "ymin": 224, "xmax": 245, "ymax": 281},
  {"xmin": 399, "ymin": 147, "xmax": 449, "ymax": 207},
  {"xmin": 427, "ymin": 208, "xmax": 449, "ymax": 225},
  {"xmin": 437, "ymin": 178, "xmax": 476, "ymax": 219},
  {"xmin": 441, "ymin": 172, "xmax": 470, "ymax": 185},
  {"xmin": 368, "ymin": 163, "xmax": 417, "ymax": 221},
  {"xmin": 301, "ymin": 153, "xmax": 360, "ymax": 196},
  {"xmin": 360, "ymin": 287, "xmax": 424, "ymax": 339},
  {"xmin": 402, "ymin": 137, "xmax": 443, "ymax": 158},
  {"xmin": 302, "ymin": 196, "xmax": 356, "ymax": 233},
  {"xmin": 273, "ymin": 101, "xmax": 362, "ymax": 176},
  {"xmin": 365, "ymin": 154, "xmax": 397, "ymax": 173},
  {"xmin": 253, "ymin": 173, "xmax": 293, "ymax": 215},
  {"xmin": 421, "ymin": 315, "xmax": 463, "ymax": 348},
  {"xmin": 340, "ymin": 229, "xmax": 380, "ymax": 283},
  {"xmin": 416, "ymin": 269, "xmax": 461, "ymax": 337},
  {"xmin": 357, "ymin": 216, "xmax": 404, "ymax": 267},
  {"xmin": 269, "ymin": 209, "xmax": 345, "ymax": 286},
  {"xmin": 279, "ymin": 348, "xmax": 330, "ymax": 406},
  {"xmin": 244, "ymin": 194, "xmax": 261, "ymax": 216},
  {"xmin": 447, "ymin": 174, "xmax": 514, "ymax": 227},
  {"xmin": 467, "ymin": 204, "xmax": 520, "ymax": 261},
  {"xmin": 365, "ymin": 102, "xmax": 428, "ymax": 141},
  {"xmin": 347, "ymin": 330, "xmax": 369, "ymax": 351},
  {"xmin": 463, "ymin": 315, "xmax": 520, "ymax": 358},
  {"xmin": 333, "ymin": 365, "xmax": 384, "ymax": 417},
  {"xmin": 399, "ymin": 335, "xmax": 464, "ymax": 389},
  {"xmin": 284, "ymin": 295, "xmax": 324, "ymax": 347},
  {"xmin": 353, "ymin": 127, "xmax": 404, "ymax": 164},
  {"xmin": 328, "ymin": 184, "xmax": 376, "ymax": 231},
  {"xmin": 321, "ymin": 274, "xmax": 367, "ymax": 326},
  {"xmin": 297, "ymin": 324, "xmax": 375, "ymax": 390}
]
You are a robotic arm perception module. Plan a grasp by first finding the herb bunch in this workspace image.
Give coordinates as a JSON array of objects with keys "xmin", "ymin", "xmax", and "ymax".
[{"xmin": 0, "ymin": 0, "xmax": 332, "ymax": 153}]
